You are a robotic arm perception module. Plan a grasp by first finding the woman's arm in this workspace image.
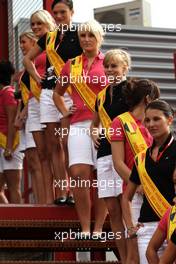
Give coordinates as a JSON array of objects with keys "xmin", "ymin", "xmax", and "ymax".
[
  {"xmin": 146, "ymin": 228, "xmax": 166, "ymax": 264},
  {"xmin": 23, "ymin": 43, "xmax": 42, "ymax": 84},
  {"xmin": 53, "ymin": 76, "xmax": 71, "ymax": 117},
  {"xmin": 111, "ymin": 140, "xmax": 131, "ymax": 184},
  {"xmin": 4, "ymin": 104, "xmax": 17, "ymax": 158},
  {"xmin": 159, "ymin": 239, "xmax": 176, "ymax": 264},
  {"xmin": 90, "ymin": 112, "xmax": 101, "ymax": 149},
  {"xmin": 122, "ymin": 181, "xmax": 138, "ymax": 230},
  {"xmin": 15, "ymin": 102, "xmax": 28, "ymax": 130}
]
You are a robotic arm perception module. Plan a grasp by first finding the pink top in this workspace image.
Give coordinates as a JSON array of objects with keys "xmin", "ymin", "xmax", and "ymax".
[
  {"xmin": 158, "ymin": 208, "xmax": 171, "ymax": 238},
  {"xmin": 35, "ymin": 51, "xmax": 46, "ymax": 76},
  {"xmin": 0, "ymin": 86, "xmax": 17, "ymax": 135},
  {"xmin": 158, "ymin": 207, "xmax": 176, "ymax": 263},
  {"xmin": 61, "ymin": 52, "xmax": 107, "ymax": 124},
  {"xmin": 111, "ymin": 112, "xmax": 152, "ymax": 190},
  {"xmin": 29, "ymin": 51, "xmax": 46, "ymax": 98}
]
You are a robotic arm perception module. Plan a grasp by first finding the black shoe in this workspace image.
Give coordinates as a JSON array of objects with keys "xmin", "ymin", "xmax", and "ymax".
[
  {"xmin": 66, "ymin": 196, "xmax": 75, "ymax": 206},
  {"xmin": 54, "ymin": 197, "xmax": 67, "ymax": 205}
]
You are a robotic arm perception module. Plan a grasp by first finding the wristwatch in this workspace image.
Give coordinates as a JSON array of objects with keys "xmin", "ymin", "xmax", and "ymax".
[{"xmin": 4, "ymin": 149, "xmax": 12, "ymax": 157}]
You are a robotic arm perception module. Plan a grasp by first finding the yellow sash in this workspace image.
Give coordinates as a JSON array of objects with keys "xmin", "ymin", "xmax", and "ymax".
[
  {"xmin": 97, "ymin": 87, "xmax": 111, "ymax": 142},
  {"xmin": 71, "ymin": 55, "xmax": 97, "ymax": 112},
  {"xmin": 168, "ymin": 206, "xmax": 176, "ymax": 240},
  {"xmin": 30, "ymin": 76, "xmax": 41, "ymax": 101},
  {"xmin": 136, "ymin": 151, "xmax": 171, "ymax": 219},
  {"xmin": 46, "ymin": 31, "xmax": 71, "ymax": 94},
  {"xmin": 0, "ymin": 131, "xmax": 19, "ymax": 150},
  {"xmin": 20, "ymin": 72, "xmax": 41, "ymax": 103},
  {"xmin": 118, "ymin": 112, "xmax": 148, "ymax": 155},
  {"xmin": 20, "ymin": 81, "xmax": 30, "ymax": 105}
]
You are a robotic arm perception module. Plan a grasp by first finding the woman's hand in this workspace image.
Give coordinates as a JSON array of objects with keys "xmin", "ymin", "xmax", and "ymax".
[
  {"xmin": 14, "ymin": 112, "xmax": 27, "ymax": 130},
  {"xmin": 35, "ymin": 75, "xmax": 42, "ymax": 86},
  {"xmin": 14, "ymin": 116, "xmax": 24, "ymax": 130},
  {"xmin": 127, "ymin": 223, "xmax": 144, "ymax": 238},
  {"xmin": 3, "ymin": 148, "xmax": 13, "ymax": 161},
  {"xmin": 91, "ymin": 132, "xmax": 101, "ymax": 149},
  {"xmin": 14, "ymin": 115, "xmax": 25, "ymax": 130},
  {"xmin": 61, "ymin": 104, "xmax": 77, "ymax": 119},
  {"xmin": 136, "ymin": 185, "xmax": 144, "ymax": 195}
]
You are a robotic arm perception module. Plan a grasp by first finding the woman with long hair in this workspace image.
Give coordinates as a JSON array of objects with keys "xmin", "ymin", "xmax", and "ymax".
[
  {"xmin": 15, "ymin": 31, "xmax": 45, "ymax": 203},
  {"xmin": 90, "ymin": 49, "xmax": 131, "ymax": 263},
  {"xmin": 23, "ymin": 2, "xmax": 82, "ymax": 204},
  {"xmin": 111, "ymin": 78, "xmax": 160, "ymax": 263},
  {"xmin": 53, "ymin": 19, "xmax": 107, "ymax": 237}
]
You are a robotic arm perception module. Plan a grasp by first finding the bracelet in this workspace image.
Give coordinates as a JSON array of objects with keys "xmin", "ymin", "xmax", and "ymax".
[
  {"xmin": 127, "ymin": 233, "xmax": 137, "ymax": 239},
  {"xmin": 61, "ymin": 113, "xmax": 69, "ymax": 119},
  {"xmin": 20, "ymin": 116, "xmax": 26, "ymax": 121},
  {"xmin": 127, "ymin": 226, "xmax": 135, "ymax": 231},
  {"xmin": 126, "ymin": 226, "xmax": 137, "ymax": 239}
]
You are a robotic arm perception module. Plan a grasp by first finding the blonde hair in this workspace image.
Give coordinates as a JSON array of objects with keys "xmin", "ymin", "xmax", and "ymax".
[
  {"xmin": 103, "ymin": 49, "xmax": 131, "ymax": 71},
  {"xmin": 30, "ymin": 10, "xmax": 56, "ymax": 31},
  {"xmin": 19, "ymin": 31, "xmax": 38, "ymax": 42},
  {"xmin": 78, "ymin": 19, "xmax": 104, "ymax": 48}
]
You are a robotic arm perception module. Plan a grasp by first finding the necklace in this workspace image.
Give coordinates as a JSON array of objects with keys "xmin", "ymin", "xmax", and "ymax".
[{"xmin": 150, "ymin": 135, "xmax": 174, "ymax": 162}]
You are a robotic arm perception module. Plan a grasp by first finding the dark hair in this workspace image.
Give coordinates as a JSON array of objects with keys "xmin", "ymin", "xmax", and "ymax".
[
  {"xmin": 123, "ymin": 78, "xmax": 160, "ymax": 109},
  {"xmin": 145, "ymin": 99, "xmax": 174, "ymax": 117},
  {"xmin": 51, "ymin": 0, "xmax": 73, "ymax": 10},
  {"xmin": 0, "ymin": 60, "xmax": 15, "ymax": 86}
]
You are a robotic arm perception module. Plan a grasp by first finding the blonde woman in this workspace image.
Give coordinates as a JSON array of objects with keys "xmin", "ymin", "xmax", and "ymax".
[
  {"xmin": 53, "ymin": 20, "xmax": 108, "ymax": 237},
  {"xmin": 24, "ymin": 10, "xmax": 59, "ymax": 203},
  {"xmin": 24, "ymin": 4, "xmax": 82, "ymax": 204},
  {"xmin": 90, "ymin": 49, "xmax": 131, "ymax": 263},
  {"xmin": 15, "ymin": 31, "xmax": 45, "ymax": 203}
]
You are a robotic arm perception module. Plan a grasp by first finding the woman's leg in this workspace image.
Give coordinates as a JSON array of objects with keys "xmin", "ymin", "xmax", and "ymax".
[
  {"xmin": 60, "ymin": 117, "xmax": 73, "ymax": 199},
  {"xmin": 5, "ymin": 170, "xmax": 22, "ymax": 203},
  {"xmin": 32, "ymin": 131, "xmax": 54, "ymax": 203},
  {"xmin": 92, "ymin": 171, "xmax": 108, "ymax": 233},
  {"xmin": 60, "ymin": 117, "xmax": 74, "ymax": 203},
  {"xmin": 44, "ymin": 122, "xmax": 67, "ymax": 199},
  {"xmin": 70, "ymin": 164, "xmax": 92, "ymax": 233},
  {"xmin": 104, "ymin": 196, "xmax": 127, "ymax": 264},
  {"xmin": 93, "ymin": 195, "xmax": 108, "ymax": 234},
  {"xmin": 0, "ymin": 172, "xmax": 8, "ymax": 203},
  {"xmin": 25, "ymin": 147, "xmax": 45, "ymax": 203}
]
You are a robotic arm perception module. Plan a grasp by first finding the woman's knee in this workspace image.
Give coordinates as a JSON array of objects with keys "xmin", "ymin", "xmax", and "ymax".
[
  {"xmin": 36, "ymin": 148, "xmax": 48, "ymax": 162},
  {"xmin": 48, "ymin": 137, "xmax": 62, "ymax": 153},
  {"xmin": 105, "ymin": 198, "xmax": 121, "ymax": 219},
  {"xmin": 70, "ymin": 166, "xmax": 91, "ymax": 180}
]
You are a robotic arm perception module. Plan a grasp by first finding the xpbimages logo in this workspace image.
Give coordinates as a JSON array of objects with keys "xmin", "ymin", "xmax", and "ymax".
[
  {"xmin": 54, "ymin": 127, "xmax": 122, "ymax": 138},
  {"xmin": 55, "ymin": 73, "xmax": 122, "ymax": 86},
  {"xmin": 54, "ymin": 178, "xmax": 122, "ymax": 191},
  {"xmin": 54, "ymin": 229, "xmax": 122, "ymax": 242},
  {"xmin": 56, "ymin": 23, "xmax": 122, "ymax": 34}
]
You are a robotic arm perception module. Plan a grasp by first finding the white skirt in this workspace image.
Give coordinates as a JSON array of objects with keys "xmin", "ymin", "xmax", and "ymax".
[
  {"xmin": 97, "ymin": 155, "xmax": 123, "ymax": 198},
  {"xmin": 18, "ymin": 117, "xmax": 36, "ymax": 152},
  {"xmin": 68, "ymin": 120, "xmax": 97, "ymax": 168},
  {"xmin": 28, "ymin": 97, "xmax": 46, "ymax": 132},
  {"xmin": 136, "ymin": 221, "xmax": 166, "ymax": 264},
  {"xmin": 0, "ymin": 145, "xmax": 24, "ymax": 173}
]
